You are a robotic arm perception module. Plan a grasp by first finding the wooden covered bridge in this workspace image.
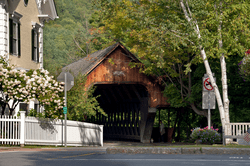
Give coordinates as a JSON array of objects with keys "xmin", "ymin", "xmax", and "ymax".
[{"xmin": 62, "ymin": 42, "xmax": 169, "ymax": 143}]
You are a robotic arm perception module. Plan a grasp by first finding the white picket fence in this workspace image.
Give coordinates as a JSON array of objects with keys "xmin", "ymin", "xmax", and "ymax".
[
  {"xmin": 0, "ymin": 111, "xmax": 103, "ymax": 146},
  {"xmin": 0, "ymin": 115, "xmax": 22, "ymax": 145}
]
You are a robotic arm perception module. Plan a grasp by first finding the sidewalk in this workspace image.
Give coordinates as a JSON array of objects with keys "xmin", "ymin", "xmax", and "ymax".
[
  {"xmin": 103, "ymin": 140, "xmax": 250, "ymax": 155},
  {"xmin": 1, "ymin": 141, "xmax": 250, "ymax": 155}
]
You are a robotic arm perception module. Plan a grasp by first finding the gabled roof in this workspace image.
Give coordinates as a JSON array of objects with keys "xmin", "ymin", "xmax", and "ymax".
[
  {"xmin": 62, "ymin": 42, "xmax": 138, "ymax": 77},
  {"xmin": 37, "ymin": 0, "xmax": 58, "ymax": 21}
]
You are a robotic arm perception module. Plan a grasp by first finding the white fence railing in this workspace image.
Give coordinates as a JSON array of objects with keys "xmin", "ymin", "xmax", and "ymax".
[
  {"xmin": 0, "ymin": 111, "xmax": 103, "ymax": 146},
  {"xmin": 225, "ymin": 123, "xmax": 250, "ymax": 138},
  {"xmin": 224, "ymin": 123, "xmax": 250, "ymax": 144},
  {"xmin": 0, "ymin": 115, "xmax": 21, "ymax": 145}
]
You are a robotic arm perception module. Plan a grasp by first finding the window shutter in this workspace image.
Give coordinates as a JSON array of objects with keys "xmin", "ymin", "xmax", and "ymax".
[
  {"xmin": 31, "ymin": 29, "xmax": 34, "ymax": 61},
  {"xmin": 36, "ymin": 32, "xmax": 39, "ymax": 62},
  {"xmin": 9, "ymin": 19, "xmax": 13, "ymax": 54},
  {"xmin": 18, "ymin": 23, "xmax": 21, "ymax": 57}
]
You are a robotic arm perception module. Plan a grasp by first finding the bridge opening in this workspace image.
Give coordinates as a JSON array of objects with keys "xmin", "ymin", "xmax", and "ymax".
[{"xmin": 90, "ymin": 84, "xmax": 148, "ymax": 141}]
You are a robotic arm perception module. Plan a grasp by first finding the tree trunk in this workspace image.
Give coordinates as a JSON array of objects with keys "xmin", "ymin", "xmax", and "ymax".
[
  {"xmin": 217, "ymin": 2, "xmax": 231, "ymax": 143},
  {"xmin": 180, "ymin": 1, "xmax": 226, "ymax": 128},
  {"xmin": 1, "ymin": 105, "xmax": 4, "ymax": 116},
  {"xmin": 190, "ymin": 103, "xmax": 208, "ymax": 121},
  {"xmin": 9, "ymin": 108, "xmax": 15, "ymax": 116}
]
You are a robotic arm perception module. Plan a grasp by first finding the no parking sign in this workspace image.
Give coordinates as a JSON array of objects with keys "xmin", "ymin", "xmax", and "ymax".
[
  {"xmin": 202, "ymin": 73, "xmax": 216, "ymax": 130},
  {"xmin": 202, "ymin": 74, "xmax": 216, "ymax": 109},
  {"xmin": 203, "ymin": 76, "xmax": 215, "ymax": 92},
  {"xmin": 204, "ymin": 77, "xmax": 213, "ymax": 91}
]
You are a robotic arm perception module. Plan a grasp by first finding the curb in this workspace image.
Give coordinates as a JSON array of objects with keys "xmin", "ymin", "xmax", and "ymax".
[{"xmin": 106, "ymin": 147, "xmax": 250, "ymax": 155}]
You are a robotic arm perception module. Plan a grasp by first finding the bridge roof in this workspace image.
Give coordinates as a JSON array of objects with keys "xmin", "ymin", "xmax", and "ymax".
[{"xmin": 62, "ymin": 42, "xmax": 138, "ymax": 77}]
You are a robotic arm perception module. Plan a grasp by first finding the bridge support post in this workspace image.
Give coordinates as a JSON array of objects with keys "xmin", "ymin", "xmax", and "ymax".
[{"xmin": 140, "ymin": 98, "xmax": 156, "ymax": 143}]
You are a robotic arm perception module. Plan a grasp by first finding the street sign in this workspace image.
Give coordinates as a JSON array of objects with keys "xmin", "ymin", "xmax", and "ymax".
[
  {"xmin": 202, "ymin": 73, "xmax": 216, "ymax": 130},
  {"xmin": 202, "ymin": 73, "xmax": 216, "ymax": 109},
  {"xmin": 57, "ymin": 72, "xmax": 74, "ymax": 91},
  {"xmin": 202, "ymin": 92, "xmax": 216, "ymax": 109},
  {"xmin": 203, "ymin": 75, "xmax": 216, "ymax": 92},
  {"xmin": 57, "ymin": 71, "xmax": 75, "ymax": 148},
  {"xmin": 204, "ymin": 78, "xmax": 213, "ymax": 91},
  {"xmin": 63, "ymin": 107, "xmax": 67, "ymax": 114}
]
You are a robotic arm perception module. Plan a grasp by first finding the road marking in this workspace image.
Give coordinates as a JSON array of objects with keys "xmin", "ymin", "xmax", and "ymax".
[
  {"xmin": 47, "ymin": 152, "xmax": 97, "ymax": 160},
  {"xmin": 229, "ymin": 157, "xmax": 244, "ymax": 159}
]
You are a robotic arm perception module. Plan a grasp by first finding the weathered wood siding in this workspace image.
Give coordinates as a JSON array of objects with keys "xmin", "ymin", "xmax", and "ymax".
[{"xmin": 85, "ymin": 47, "xmax": 169, "ymax": 108}]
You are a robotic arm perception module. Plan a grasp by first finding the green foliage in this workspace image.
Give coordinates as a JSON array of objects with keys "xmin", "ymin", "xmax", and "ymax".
[
  {"xmin": 0, "ymin": 129, "xmax": 5, "ymax": 138},
  {"xmin": 44, "ymin": 0, "xmax": 96, "ymax": 75},
  {"xmin": 27, "ymin": 109, "xmax": 44, "ymax": 118},
  {"xmin": 91, "ymin": 0, "xmax": 250, "ymax": 126},
  {"xmin": 191, "ymin": 127, "xmax": 221, "ymax": 144},
  {"xmin": 43, "ymin": 0, "xmax": 250, "ymax": 140},
  {"xmin": 154, "ymin": 108, "xmax": 176, "ymax": 128},
  {"xmin": 67, "ymin": 73, "xmax": 106, "ymax": 122},
  {"xmin": 163, "ymin": 84, "xmax": 187, "ymax": 108}
]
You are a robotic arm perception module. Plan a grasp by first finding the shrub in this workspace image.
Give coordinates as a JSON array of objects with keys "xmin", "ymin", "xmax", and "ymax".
[
  {"xmin": 190, "ymin": 126, "xmax": 221, "ymax": 144},
  {"xmin": 27, "ymin": 109, "xmax": 44, "ymax": 118}
]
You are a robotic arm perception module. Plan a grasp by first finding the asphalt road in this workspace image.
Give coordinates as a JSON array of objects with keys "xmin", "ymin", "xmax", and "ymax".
[{"xmin": 0, "ymin": 149, "xmax": 250, "ymax": 166}]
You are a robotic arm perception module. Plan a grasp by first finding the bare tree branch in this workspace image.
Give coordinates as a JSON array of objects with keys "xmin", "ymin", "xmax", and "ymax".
[{"xmin": 73, "ymin": 37, "xmax": 87, "ymax": 56}]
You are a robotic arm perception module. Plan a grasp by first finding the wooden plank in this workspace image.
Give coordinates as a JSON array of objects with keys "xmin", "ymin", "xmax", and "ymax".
[
  {"xmin": 114, "ymin": 108, "xmax": 118, "ymax": 135},
  {"xmin": 101, "ymin": 90, "xmax": 112, "ymax": 104},
  {"xmin": 95, "ymin": 89, "xmax": 106, "ymax": 105},
  {"xmin": 118, "ymin": 105, "xmax": 122, "ymax": 135},
  {"xmin": 124, "ymin": 103, "xmax": 129, "ymax": 135},
  {"xmin": 136, "ymin": 103, "xmax": 140, "ymax": 135},
  {"xmin": 131, "ymin": 84, "xmax": 142, "ymax": 101},
  {"xmin": 126, "ymin": 104, "xmax": 131, "ymax": 135},
  {"xmin": 115, "ymin": 87, "xmax": 125, "ymax": 100},
  {"xmin": 130, "ymin": 103, "xmax": 135, "ymax": 136},
  {"xmin": 128, "ymin": 104, "xmax": 133, "ymax": 136},
  {"xmin": 110, "ymin": 110, "xmax": 114, "ymax": 135},
  {"xmin": 121, "ymin": 104, "xmax": 125, "ymax": 135},
  {"xmin": 122, "ymin": 85, "xmax": 133, "ymax": 100},
  {"xmin": 107, "ymin": 112, "xmax": 111, "ymax": 134},
  {"xmin": 132, "ymin": 103, "xmax": 138, "ymax": 136}
]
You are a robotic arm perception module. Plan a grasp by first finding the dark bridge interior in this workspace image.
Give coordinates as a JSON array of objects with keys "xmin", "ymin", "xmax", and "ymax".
[{"xmin": 91, "ymin": 84, "xmax": 149, "ymax": 141}]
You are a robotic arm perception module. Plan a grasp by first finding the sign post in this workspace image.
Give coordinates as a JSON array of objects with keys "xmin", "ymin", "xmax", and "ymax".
[
  {"xmin": 202, "ymin": 74, "xmax": 216, "ymax": 129},
  {"xmin": 57, "ymin": 72, "xmax": 74, "ymax": 147}
]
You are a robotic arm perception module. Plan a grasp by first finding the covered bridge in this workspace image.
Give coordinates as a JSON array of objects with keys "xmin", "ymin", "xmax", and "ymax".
[{"xmin": 62, "ymin": 42, "xmax": 169, "ymax": 143}]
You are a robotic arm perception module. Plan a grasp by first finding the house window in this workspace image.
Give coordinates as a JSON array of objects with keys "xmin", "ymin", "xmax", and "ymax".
[
  {"xmin": 32, "ymin": 23, "xmax": 41, "ymax": 63},
  {"xmin": 34, "ymin": 103, "xmax": 40, "ymax": 113},
  {"xmin": 9, "ymin": 12, "xmax": 22, "ymax": 56},
  {"xmin": 24, "ymin": 0, "xmax": 29, "ymax": 6},
  {"xmin": 19, "ymin": 103, "xmax": 28, "ymax": 115}
]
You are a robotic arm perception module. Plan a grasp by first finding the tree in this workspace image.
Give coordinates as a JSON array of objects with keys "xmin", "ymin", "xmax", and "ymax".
[
  {"xmin": 43, "ymin": 0, "xmax": 96, "ymax": 75},
  {"xmin": 0, "ymin": 57, "xmax": 64, "ymax": 118},
  {"xmin": 92, "ymin": 0, "xmax": 250, "ymax": 131},
  {"xmin": 67, "ymin": 73, "xmax": 106, "ymax": 122}
]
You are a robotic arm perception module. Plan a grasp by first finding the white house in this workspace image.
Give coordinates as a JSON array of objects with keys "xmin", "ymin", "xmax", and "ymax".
[{"xmin": 0, "ymin": 0, "xmax": 58, "ymax": 115}]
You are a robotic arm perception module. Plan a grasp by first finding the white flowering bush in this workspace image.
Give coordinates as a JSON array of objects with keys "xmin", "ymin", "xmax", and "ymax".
[{"xmin": 0, "ymin": 56, "xmax": 64, "ymax": 119}]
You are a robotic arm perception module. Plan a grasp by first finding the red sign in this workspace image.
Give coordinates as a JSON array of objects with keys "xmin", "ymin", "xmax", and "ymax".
[{"xmin": 204, "ymin": 78, "xmax": 213, "ymax": 91}]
